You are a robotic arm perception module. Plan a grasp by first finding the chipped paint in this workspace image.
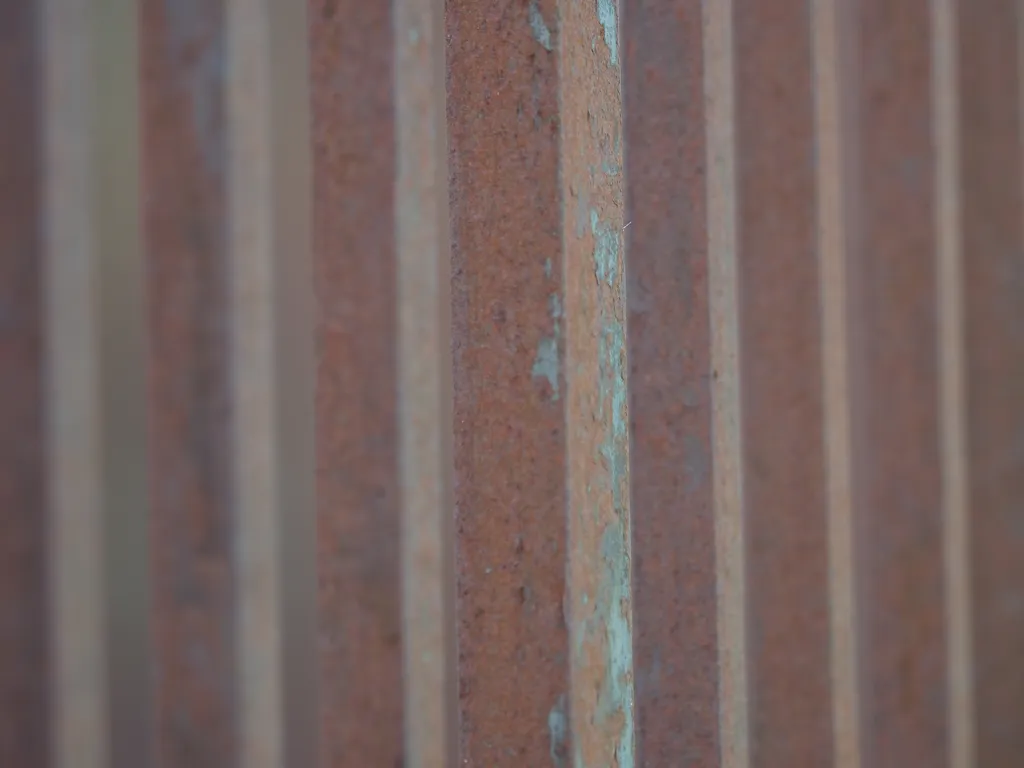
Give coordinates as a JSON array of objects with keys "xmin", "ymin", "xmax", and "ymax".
[
  {"xmin": 591, "ymin": 209, "xmax": 619, "ymax": 287},
  {"xmin": 529, "ymin": 1, "xmax": 554, "ymax": 52},
  {"xmin": 532, "ymin": 292, "xmax": 564, "ymax": 400},
  {"xmin": 596, "ymin": 0, "xmax": 619, "ymax": 67},
  {"xmin": 548, "ymin": 694, "xmax": 568, "ymax": 766}
]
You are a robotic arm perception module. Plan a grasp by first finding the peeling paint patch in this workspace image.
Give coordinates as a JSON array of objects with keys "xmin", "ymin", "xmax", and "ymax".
[
  {"xmin": 532, "ymin": 337, "xmax": 560, "ymax": 400},
  {"xmin": 548, "ymin": 694, "xmax": 568, "ymax": 766},
  {"xmin": 591, "ymin": 209, "xmax": 619, "ymax": 287},
  {"xmin": 596, "ymin": 0, "xmax": 619, "ymax": 66},
  {"xmin": 532, "ymin": 292, "xmax": 563, "ymax": 400},
  {"xmin": 529, "ymin": 0, "xmax": 553, "ymax": 52}
]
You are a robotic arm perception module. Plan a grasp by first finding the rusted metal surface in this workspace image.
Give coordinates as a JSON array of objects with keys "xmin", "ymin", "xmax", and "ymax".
[
  {"xmin": 310, "ymin": 0, "xmax": 405, "ymax": 764},
  {"xmin": 622, "ymin": 1, "xmax": 721, "ymax": 764},
  {"xmin": 313, "ymin": 0, "xmax": 453, "ymax": 765},
  {"xmin": 141, "ymin": 2, "xmax": 237, "ymax": 764},
  {"xmin": 846, "ymin": 1, "xmax": 949, "ymax": 765},
  {"xmin": 733, "ymin": 0, "xmax": 834, "ymax": 764},
  {"xmin": 446, "ymin": 1, "xmax": 570, "ymax": 764},
  {"xmin": 2, "ymin": 1, "xmax": 1024, "ymax": 767},
  {"xmin": 559, "ymin": 1, "xmax": 635, "ymax": 766},
  {"xmin": 958, "ymin": 0, "xmax": 1024, "ymax": 763},
  {"xmin": 0, "ymin": 3, "xmax": 48, "ymax": 764},
  {"xmin": 394, "ymin": 0, "xmax": 458, "ymax": 766}
]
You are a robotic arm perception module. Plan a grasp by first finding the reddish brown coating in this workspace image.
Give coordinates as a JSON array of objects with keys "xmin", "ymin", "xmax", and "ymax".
[
  {"xmin": 447, "ymin": 1, "xmax": 570, "ymax": 764},
  {"xmin": 733, "ymin": 2, "xmax": 835, "ymax": 765},
  {"xmin": 0, "ymin": 3, "xmax": 49, "ymax": 764},
  {"xmin": 957, "ymin": 1, "xmax": 1024, "ymax": 763},
  {"xmin": 845, "ymin": 1, "xmax": 949, "ymax": 764},
  {"xmin": 622, "ymin": 1, "xmax": 720, "ymax": 765},
  {"xmin": 310, "ymin": 2, "xmax": 404, "ymax": 765},
  {"xmin": 140, "ymin": 3, "xmax": 238, "ymax": 765}
]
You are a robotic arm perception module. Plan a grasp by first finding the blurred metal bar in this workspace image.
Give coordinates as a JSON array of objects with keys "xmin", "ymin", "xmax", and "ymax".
[
  {"xmin": 702, "ymin": 1, "xmax": 750, "ymax": 766},
  {"xmin": 43, "ymin": 0, "xmax": 105, "ymax": 765},
  {"xmin": 732, "ymin": 0, "xmax": 834, "ymax": 762},
  {"xmin": 956, "ymin": 0, "xmax": 1024, "ymax": 763},
  {"xmin": 932, "ymin": 0, "xmax": 973, "ymax": 765},
  {"xmin": 846, "ymin": 0, "xmax": 950, "ymax": 764},
  {"xmin": 226, "ymin": 0, "xmax": 316, "ymax": 766},
  {"xmin": 44, "ymin": 0, "xmax": 152, "ymax": 764},
  {"xmin": 0, "ymin": 1, "xmax": 49, "ymax": 764},
  {"xmin": 311, "ymin": 0, "xmax": 452, "ymax": 764},
  {"xmin": 395, "ymin": 0, "xmax": 457, "ymax": 765},
  {"xmin": 813, "ymin": 0, "xmax": 863, "ymax": 764},
  {"xmin": 140, "ymin": 0, "xmax": 237, "ymax": 762},
  {"xmin": 309, "ymin": 0, "xmax": 405, "ymax": 763},
  {"xmin": 621, "ymin": 0, "xmax": 721, "ymax": 763}
]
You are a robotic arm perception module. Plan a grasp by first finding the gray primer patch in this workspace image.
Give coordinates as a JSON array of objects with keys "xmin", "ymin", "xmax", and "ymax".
[
  {"xmin": 548, "ymin": 694, "xmax": 568, "ymax": 766},
  {"xmin": 596, "ymin": 0, "xmax": 619, "ymax": 66},
  {"xmin": 529, "ymin": 1, "xmax": 554, "ymax": 52},
  {"xmin": 532, "ymin": 292, "xmax": 563, "ymax": 400}
]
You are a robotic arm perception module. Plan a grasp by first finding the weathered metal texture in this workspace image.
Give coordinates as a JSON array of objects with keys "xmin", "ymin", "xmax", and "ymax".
[
  {"xmin": 446, "ymin": 1, "xmax": 571, "ymax": 764},
  {"xmin": 0, "ymin": 2, "xmax": 48, "ymax": 764},
  {"xmin": 313, "ymin": 0, "xmax": 455, "ymax": 765},
  {"xmin": 142, "ymin": 1, "xmax": 318, "ymax": 766},
  {"xmin": 957, "ymin": 0, "xmax": 1024, "ymax": 763},
  {"xmin": 310, "ymin": 0, "xmax": 404, "ymax": 764},
  {"xmin": 447, "ymin": 0, "xmax": 633, "ymax": 764},
  {"xmin": 844, "ymin": 1, "xmax": 950, "ymax": 765},
  {"xmin": 733, "ymin": 0, "xmax": 834, "ymax": 764},
  {"xmin": 394, "ymin": 0, "xmax": 458, "ymax": 765},
  {"xmin": 559, "ymin": 1, "xmax": 635, "ymax": 766},
  {"xmin": 141, "ymin": 2, "xmax": 236, "ymax": 764},
  {"xmin": 621, "ymin": 0, "xmax": 721, "ymax": 765}
]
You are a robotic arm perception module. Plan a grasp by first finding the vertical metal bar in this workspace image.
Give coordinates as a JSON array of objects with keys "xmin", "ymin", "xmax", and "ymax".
[
  {"xmin": 846, "ymin": 0, "xmax": 949, "ymax": 764},
  {"xmin": 957, "ymin": 0, "xmax": 1024, "ymax": 763},
  {"xmin": 621, "ymin": 0, "xmax": 721, "ymax": 763},
  {"xmin": 731, "ymin": 0, "xmax": 834, "ymax": 762},
  {"xmin": 395, "ymin": 0, "xmax": 457, "ymax": 765},
  {"xmin": 268, "ymin": 1, "xmax": 317, "ymax": 765},
  {"xmin": 42, "ymin": 0, "xmax": 106, "ymax": 765},
  {"xmin": 227, "ymin": 0, "xmax": 316, "ymax": 765},
  {"xmin": 94, "ymin": 0, "xmax": 152, "ymax": 760},
  {"xmin": 702, "ymin": 0, "xmax": 750, "ymax": 766},
  {"xmin": 140, "ymin": 0, "xmax": 237, "ymax": 762},
  {"xmin": 1, "ymin": 1, "xmax": 49, "ymax": 764},
  {"xmin": 558, "ymin": 0, "xmax": 636, "ymax": 765},
  {"xmin": 813, "ymin": 0, "xmax": 863, "ymax": 764},
  {"xmin": 309, "ymin": 0, "xmax": 404, "ymax": 763},
  {"xmin": 932, "ymin": 0, "xmax": 973, "ymax": 765},
  {"xmin": 446, "ymin": 0, "xmax": 571, "ymax": 762}
]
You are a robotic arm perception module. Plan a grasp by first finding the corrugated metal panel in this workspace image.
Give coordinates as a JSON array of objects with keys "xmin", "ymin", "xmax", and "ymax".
[{"xmin": 0, "ymin": 1, "xmax": 1022, "ymax": 766}]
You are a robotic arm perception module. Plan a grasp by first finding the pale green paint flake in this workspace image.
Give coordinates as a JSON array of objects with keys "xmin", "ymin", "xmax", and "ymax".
[{"xmin": 596, "ymin": 0, "xmax": 619, "ymax": 66}]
